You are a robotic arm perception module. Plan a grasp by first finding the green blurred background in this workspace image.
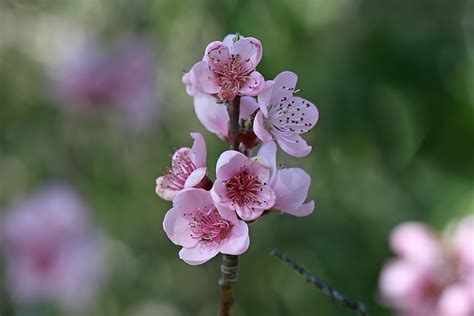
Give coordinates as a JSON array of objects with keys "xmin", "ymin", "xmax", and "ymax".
[{"xmin": 1, "ymin": 0, "xmax": 473, "ymax": 315}]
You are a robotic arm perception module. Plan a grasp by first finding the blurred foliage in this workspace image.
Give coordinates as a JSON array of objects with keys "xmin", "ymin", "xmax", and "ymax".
[{"xmin": 0, "ymin": 0, "xmax": 473, "ymax": 315}]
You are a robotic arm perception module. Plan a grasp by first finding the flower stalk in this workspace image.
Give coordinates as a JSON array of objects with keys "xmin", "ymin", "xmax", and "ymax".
[
  {"xmin": 218, "ymin": 254, "xmax": 240, "ymax": 316},
  {"xmin": 228, "ymin": 96, "xmax": 241, "ymax": 151},
  {"xmin": 218, "ymin": 96, "xmax": 242, "ymax": 316}
]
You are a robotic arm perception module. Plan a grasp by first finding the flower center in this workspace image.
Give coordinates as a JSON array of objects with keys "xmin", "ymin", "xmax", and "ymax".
[
  {"xmin": 31, "ymin": 246, "xmax": 58, "ymax": 273},
  {"xmin": 213, "ymin": 55, "xmax": 250, "ymax": 97},
  {"xmin": 225, "ymin": 167, "xmax": 264, "ymax": 207},
  {"xmin": 165, "ymin": 152, "xmax": 196, "ymax": 190},
  {"xmin": 188, "ymin": 206, "xmax": 233, "ymax": 243}
]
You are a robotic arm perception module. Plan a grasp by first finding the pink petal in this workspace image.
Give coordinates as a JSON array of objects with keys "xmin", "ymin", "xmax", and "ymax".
[
  {"xmin": 285, "ymin": 201, "xmax": 315, "ymax": 217},
  {"xmin": 253, "ymin": 111, "xmax": 273, "ymax": 142},
  {"xmin": 215, "ymin": 204, "xmax": 236, "ymax": 220},
  {"xmin": 239, "ymin": 71, "xmax": 265, "ymax": 96},
  {"xmin": 269, "ymin": 71, "xmax": 298, "ymax": 105},
  {"xmin": 223, "ymin": 34, "xmax": 237, "ymax": 47},
  {"xmin": 379, "ymin": 259, "xmax": 436, "ymax": 310},
  {"xmin": 182, "ymin": 71, "xmax": 199, "ymax": 96},
  {"xmin": 273, "ymin": 168, "xmax": 314, "ymax": 216},
  {"xmin": 274, "ymin": 133, "xmax": 312, "ymax": 157},
  {"xmin": 390, "ymin": 222, "xmax": 442, "ymax": 265},
  {"xmin": 179, "ymin": 244, "xmax": 219, "ymax": 265},
  {"xmin": 230, "ymin": 37, "xmax": 263, "ymax": 71},
  {"xmin": 256, "ymin": 141, "xmax": 277, "ymax": 183},
  {"xmin": 257, "ymin": 80, "xmax": 275, "ymax": 116},
  {"xmin": 235, "ymin": 204, "xmax": 265, "ymax": 222},
  {"xmin": 219, "ymin": 220, "xmax": 250, "ymax": 255},
  {"xmin": 189, "ymin": 61, "xmax": 219, "ymax": 94},
  {"xmin": 184, "ymin": 167, "xmax": 207, "ymax": 188},
  {"xmin": 204, "ymin": 41, "xmax": 231, "ymax": 72},
  {"xmin": 190, "ymin": 132, "xmax": 206, "ymax": 168},
  {"xmin": 437, "ymin": 283, "xmax": 474, "ymax": 316},
  {"xmin": 215, "ymin": 151, "xmax": 249, "ymax": 180},
  {"xmin": 193, "ymin": 93, "xmax": 229, "ymax": 139},
  {"xmin": 240, "ymin": 96, "xmax": 259, "ymax": 120},
  {"xmin": 210, "ymin": 182, "xmax": 225, "ymax": 205},
  {"xmin": 155, "ymin": 176, "xmax": 178, "ymax": 201},
  {"xmin": 163, "ymin": 207, "xmax": 198, "ymax": 248},
  {"xmin": 173, "ymin": 188, "xmax": 213, "ymax": 215},
  {"xmin": 452, "ymin": 216, "xmax": 474, "ymax": 269},
  {"xmin": 270, "ymin": 96, "xmax": 318, "ymax": 133}
]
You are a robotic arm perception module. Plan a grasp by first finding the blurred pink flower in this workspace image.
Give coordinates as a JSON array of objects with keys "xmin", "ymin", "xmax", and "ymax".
[
  {"xmin": 379, "ymin": 259, "xmax": 441, "ymax": 315},
  {"xmin": 256, "ymin": 142, "xmax": 314, "ymax": 217},
  {"xmin": 452, "ymin": 216, "xmax": 474, "ymax": 278},
  {"xmin": 390, "ymin": 222, "xmax": 442, "ymax": 266},
  {"xmin": 155, "ymin": 133, "xmax": 211, "ymax": 201},
  {"xmin": 211, "ymin": 150, "xmax": 276, "ymax": 221},
  {"xmin": 53, "ymin": 36, "xmax": 158, "ymax": 130},
  {"xmin": 163, "ymin": 188, "xmax": 249, "ymax": 265},
  {"xmin": 379, "ymin": 218, "xmax": 474, "ymax": 316},
  {"xmin": 0, "ymin": 185, "xmax": 105, "ymax": 311},
  {"xmin": 192, "ymin": 94, "xmax": 259, "ymax": 140},
  {"xmin": 254, "ymin": 71, "xmax": 319, "ymax": 157},
  {"xmin": 183, "ymin": 34, "xmax": 264, "ymax": 101}
]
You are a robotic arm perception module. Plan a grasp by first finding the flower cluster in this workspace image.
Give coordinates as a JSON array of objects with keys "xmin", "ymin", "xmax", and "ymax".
[
  {"xmin": 0, "ymin": 185, "xmax": 106, "ymax": 311},
  {"xmin": 156, "ymin": 34, "xmax": 318, "ymax": 265},
  {"xmin": 184, "ymin": 34, "xmax": 319, "ymax": 157},
  {"xmin": 379, "ymin": 217, "xmax": 474, "ymax": 316}
]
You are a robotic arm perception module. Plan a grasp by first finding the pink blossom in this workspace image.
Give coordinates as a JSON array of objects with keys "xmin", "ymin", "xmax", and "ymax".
[
  {"xmin": 379, "ymin": 218, "xmax": 474, "ymax": 316},
  {"xmin": 163, "ymin": 188, "xmax": 249, "ymax": 265},
  {"xmin": 211, "ymin": 151, "xmax": 276, "ymax": 221},
  {"xmin": 53, "ymin": 36, "xmax": 158, "ymax": 130},
  {"xmin": 0, "ymin": 185, "xmax": 105, "ymax": 311},
  {"xmin": 156, "ymin": 133, "xmax": 210, "ymax": 201},
  {"xmin": 256, "ymin": 142, "xmax": 314, "ymax": 217},
  {"xmin": 193, "ymin": 94, "xmax": 259, "ymax": 140},
  {"xmin": 254, "ymin": 71, "xmax": 319, "ymax": 157},
  {"xmin": 389, "ymin": 222, "xmax": 442, "ymax": 266},
  {"xmin": 379, "ymin": 259, "xmax": 441, "ymax": 315},
  {"xmin": 452, "ymin": 215, "xmax": 474, "ymax": 277},
  {"xmin": 183, "ymin": 34, "xmax": 264, "ymax": 101}
]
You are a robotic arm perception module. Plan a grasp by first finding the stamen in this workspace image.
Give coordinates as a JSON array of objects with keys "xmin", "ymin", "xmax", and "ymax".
[
  {"xmin": 188, "ymin": 206, "xmax": 233, "ymax": 243},
  {"xmin": 225, "ymin": 167, "xmax": 266, "ymax": 209},
  {"xmin": 163, "ymin": 151, "xmax": 197, "ymax": 190}
]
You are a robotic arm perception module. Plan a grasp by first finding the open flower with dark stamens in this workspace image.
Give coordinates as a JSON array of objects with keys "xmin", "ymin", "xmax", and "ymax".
[
  {"xmin": 183, "ymin": 34, "xmax": 264, "ymax": 101},
  {"xmin": 163, "ymin": 188, "xmax": 249, "ymax": 265},
  {"xmin": 256, "ymin": 142, "xmax": 314, "ymax": 217},
  {"xmin": 254, "ymin": 71, "xmax": 319, "ymax": 157},
  {"xmin": 211, "ymin": 151, "xmax": 275, "ymax": 221},
  {"xmin": 156, "ymin": 133, "xmax": 211, "ymax": 201}
]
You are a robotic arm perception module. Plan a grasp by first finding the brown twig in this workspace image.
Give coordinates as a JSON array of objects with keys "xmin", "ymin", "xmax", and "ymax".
[
  {"xmin": 271, "ymin": 249, "xmax": 370, "ymax": 316},
  {"xmin": 218, "ymin": 254, "xmax": 240, "ymax": 316},
  {"xmin": 228, "ymin": 96, "xmax": 241, "ymax": 151},
  {"xmin": 218, "ymin": 96, "xmax": 242, "ymax": 316}
]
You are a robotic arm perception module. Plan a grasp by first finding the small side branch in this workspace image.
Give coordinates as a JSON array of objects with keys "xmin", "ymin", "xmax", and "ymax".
[
  {"xmin": 271, "ymin": 249, "xmax": 369, "ymax": 316},
  {"xmin": 218, "ymin": 254, "xmax": 240, "ymax": 316}
]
